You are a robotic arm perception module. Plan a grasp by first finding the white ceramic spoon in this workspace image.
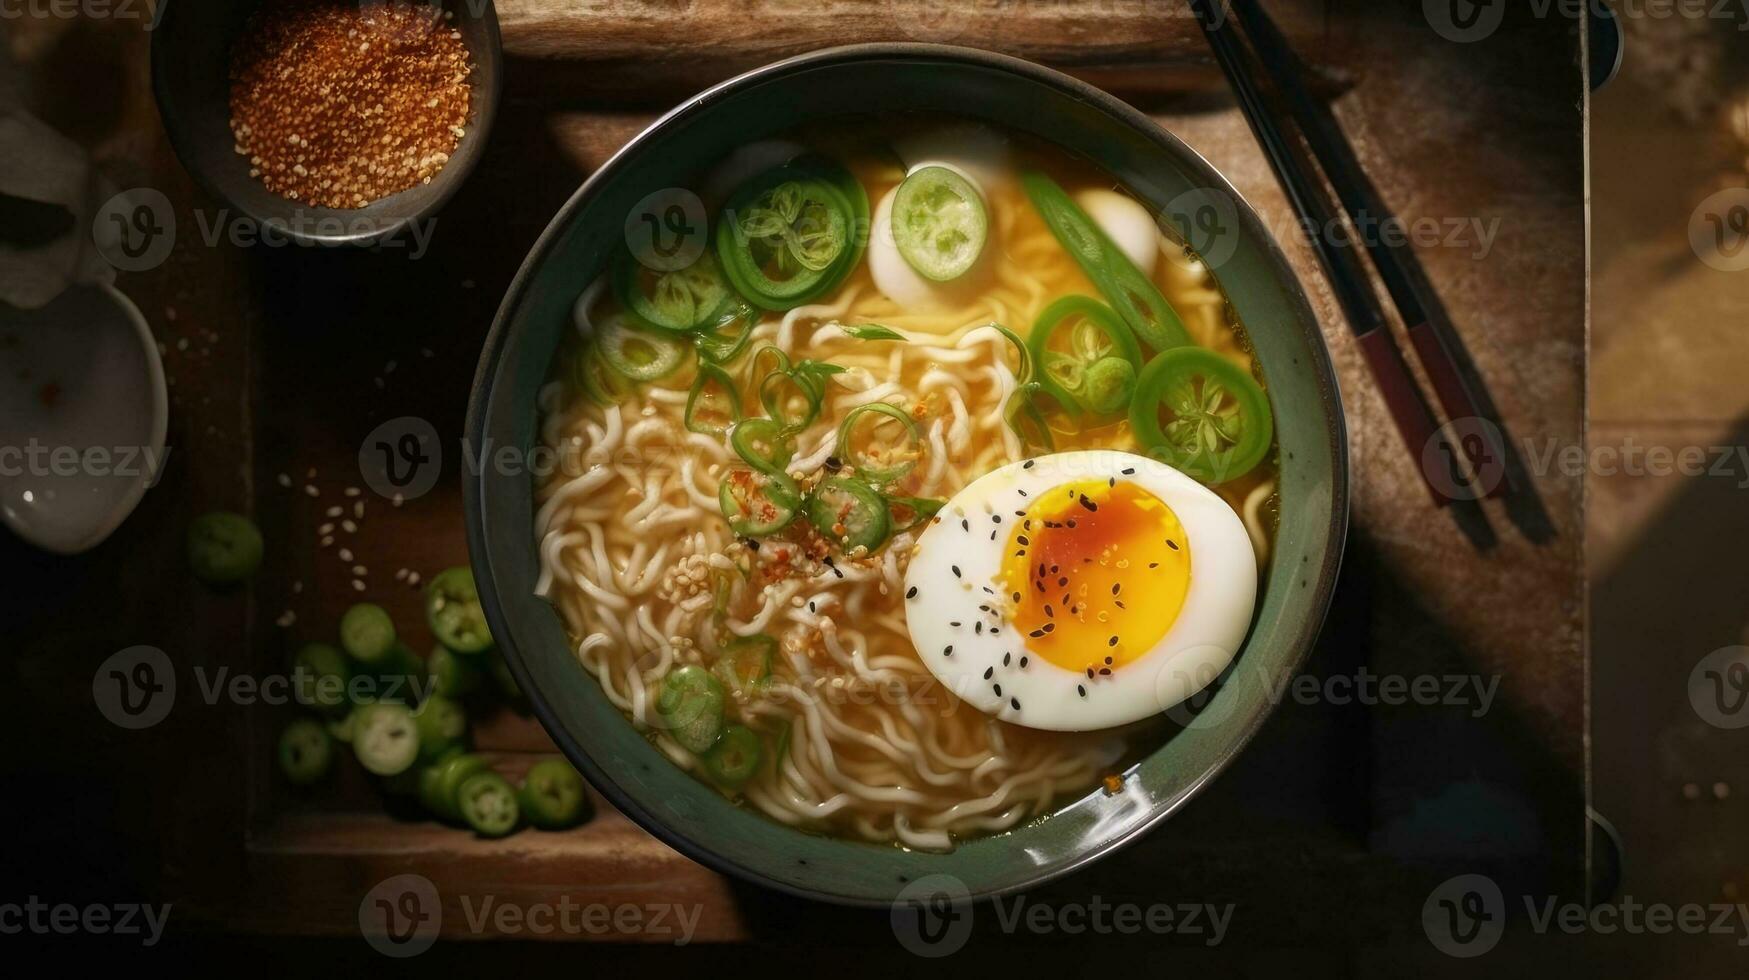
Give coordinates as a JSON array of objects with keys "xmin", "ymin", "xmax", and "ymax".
[{"xmin": 0, "ymin": 283, "xmax": 168, "ymax": 554}]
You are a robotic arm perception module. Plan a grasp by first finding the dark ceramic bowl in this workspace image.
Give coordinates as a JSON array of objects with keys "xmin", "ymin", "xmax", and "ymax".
[
  {"xmin": 150, "ymin": 0, "xmax": 502, "ymax": 246},
  {"xmin": 467, "ymin": 44, "xmax": 1348, "ymax": 906}
]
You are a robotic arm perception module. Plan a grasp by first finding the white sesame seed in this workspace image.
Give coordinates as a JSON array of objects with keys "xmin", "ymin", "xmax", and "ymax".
[
  {"xmin": 339, "ymin": 548, "xmax": 354, "ymax": 562},
  {"xmin": 352, "ymin": 565, "xmax": 368, "ymax": 576},
  {"xmin": 304, "ymin": 485, "xmax": 320, "ymax": 497},
  {"xmin": 342, "ymin": 520, "xmax": 358, "ymax": 533},
  {"xmin": 277, "ymin": 473, "xmax": 292, "ymax": 488},
  {"xmin": 351, "ymin": 579, "xmax": 366, "ymax": 592}
]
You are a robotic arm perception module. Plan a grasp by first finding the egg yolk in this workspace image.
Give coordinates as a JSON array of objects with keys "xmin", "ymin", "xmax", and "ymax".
[{"xmin": 997, "ymin": 479, "xmax": 1191, "ymax": 676}]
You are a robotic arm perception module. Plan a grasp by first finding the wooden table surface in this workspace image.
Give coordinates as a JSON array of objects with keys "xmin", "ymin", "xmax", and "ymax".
[{"xmin": 1, "ymin": 0, "xmax": 1589, "ymax": 952}]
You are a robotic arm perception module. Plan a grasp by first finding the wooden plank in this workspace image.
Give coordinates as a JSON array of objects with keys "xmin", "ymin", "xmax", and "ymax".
[{"xmin": 496, "ymin": 0, "xmax": 1354, "ymax": 98}]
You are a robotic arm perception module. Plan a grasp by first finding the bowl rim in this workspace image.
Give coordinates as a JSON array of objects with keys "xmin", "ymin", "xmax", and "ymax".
[
  {"xmin": 466, "ymin": 41, "xmax": 1350, "ymax": 906},
  {"xmin": 148, "ymin": 0, "xmax": 504, "ymax": 247}
]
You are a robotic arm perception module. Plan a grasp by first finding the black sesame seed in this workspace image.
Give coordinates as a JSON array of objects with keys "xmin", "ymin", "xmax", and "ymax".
[
  {"xmin": 1078, "ymin": 685, "xmax": 1087, "ymax": 697},
  {"xmin": 991, "ymin": 530, "xmax": 998, "ymax": 541},
  {"xmin": 983, "ymin": 667, "xmax": 993, "ymax": 680},
  {"xmin": 993, "ymin": 515, "xmax": 1002, "ymax": 523},
  {"xmin": 1086, "ymin": 667, "xmax": 1095, "ymax": 678},
  {"xmin": 951, "ymin": 565, "xmax": 961, "ymax": 578},
  {"xmin": 1003, "ymin": 652, "xmax": 1012, "ymax": 666},
  {"xmin": 825, "ymin": 456, "xmax": 842, "ymax": 472},
  {"xmin": 808, "ymin": 601, "xmax": 816, "ymax": 612},
  {"xmin": 993, "ymin": 684, "xmax": 1002, "ymax": 696},
  {"xmin": 1057, "ymin": 576, "xmax": 1068, "ymax": 587},
  {"xmin": 949, "ymin": 621, "xmax": 960, "ymax": 628},
  {"xmin": 1112, "ymin": 583, "xmax": 1121, "ymax": 595},
  {"xmin": 1108, "ymin": 477, "xmax": 1115, "ymax": 487},
  {"xmin": 1067, "ymin": 519, "xmax": 1077, "ymax": 529},
  {"xmin": 1100, "ymin": 667, "xmax": 1112, "ymax": 676},
  {"xmin": 1042, "ymin": 622, "xmax": 1055, "ymax": 633},
  {"xmin": 1023, "ymin": 459, "xmax": 1035, "ymax": 469},
  {"xmin": 743, "ymin": 538, "xmax": 761, "ymax": 552},
  {"xmin": 1104, "ymin": 656, "xmax": 1114, "ymax": 664},
  {"xmin": 1028, "ymin": 628, "xmax": 1045, "ymax": 638},
  {"xmin": 1079, "ymin": 495, "xmax": 1098, "ymax": 512},
  {"xmin": 906, "ymin": 586, "xmax": 918, "ymax": 599},
  {"xmin": 1121, "ymin": 467, "xmax": 1135, "ymax": 475},
  {"xmin": 975, "ymin": 622, "xmax": 983, "ymax": 634},
  {"xmin": 944, "ymin": 645, "xmax": 953, "ymax": 656},
  {"xmin": 961, "ymin": 519, "xmax": 970, "ymax": 532},
  {"xmin": 1019, "ymin": 656, "xmax": 1029, "ymax": 668},
  {"xmin": 1010, "ymin": 697, "xmax": 1021, "ymax": 710},
  {"xmin": 1108, "ymin": 636, "xmax": 1118, "ymax": 646},
  {"xmin": 1012, "ymin": 591, "xmax": 1022, "ymax": 602},
  {"xmin": 1149, "ymin": 562, "xmax": 1159, "ymax": 569},
  {"xmin": 1044, "ymin": 604, "xmax": 1054, "ymax": 617},
  {"xmin": 1167, "ymin": 539, "xmax": 1179, "ymax": 550}
]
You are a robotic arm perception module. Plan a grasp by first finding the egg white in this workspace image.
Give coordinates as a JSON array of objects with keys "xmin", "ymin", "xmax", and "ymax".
[
  {"xmin": 902, "ymin": 450, "xmax": 1258, "ymax": 732},
  {"xmin": 1074, "ymin": 188, "xmax": 1159, "ymax": 276}
]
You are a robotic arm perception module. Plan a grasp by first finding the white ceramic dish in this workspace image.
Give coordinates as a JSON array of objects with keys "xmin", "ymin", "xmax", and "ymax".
[{"xmin": 0, "ymin": 283, "xmax": 168, "ymax": 554}]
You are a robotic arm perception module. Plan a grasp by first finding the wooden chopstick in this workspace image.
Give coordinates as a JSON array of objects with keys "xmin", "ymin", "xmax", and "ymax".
[
  {"xmin": 1186, "ymin": 0, "xmax": 1458, "ymax": 507},
  {"xmin": 1228, "ymin": 0, "xmax": 1509, "ymax": 499}
]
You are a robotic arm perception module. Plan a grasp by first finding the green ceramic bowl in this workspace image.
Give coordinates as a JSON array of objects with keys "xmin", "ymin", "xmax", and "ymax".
[{"xmin": 466, "ymin": 44, "xmax": 1347, "ymax": 906}]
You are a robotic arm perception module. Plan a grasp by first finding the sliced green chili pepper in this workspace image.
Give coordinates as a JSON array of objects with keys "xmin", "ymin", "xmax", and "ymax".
[
  {"xmin": 728, "ymin": 417, "xmax": 796, "ymax": 475},
  {"xmin": 719, "ymin": 467, "xmax": 801, "ymax": 537},
  {"xmin": 835, "ymin": 403, "xmax": 921, "ymax": 486},
  {"xmin": 278, "ymin": 718, "xmax": 334, "ymax": 785},
  {"xmin": 595, "ymin": 313, "xmax": 688, "ymax": 382},
  {"xmin": 414, "ymin": 694, "xmax": 469, "ymax": 763},
  {"xmin": 1022, "ymin": 172, "xmax": 1191, "ymax": 352},
  {"xmin": 806, "ymin": 477, "xmax": 891, "ymax": 552},
  {"xmin": 426, "ymin": 566, "xmax": 493, "ymax": 655},
  {"xmin": 426, "ymin": 645, "xmax": 482, "ymax": 699},
  {"xmin": 457, "ymin": 771, "xmax": 521, "ymax": 837},
  {"xmin": 694, "ymin": 301, "xmax": 759, "ymax": 364},
  {"xmin": 794, "ymin": 154, "xmax": 870, "ymax": 275},
  {"xmin": 655, "ymin": 665, "xmax": 726, "ymax": 754},
  {"xmin": 569, "ymin": 338, "xmax": 633, "ymax": 406},
  {"xmin": 613, "ymin": 247, "xmax": 732, "ymax": 333},
  {"xmin": 685, "ymin": 362, "xmax": 743, "ymax": 436},
  {"xmin": 520, "ymin": 758, "xmax": 591, "ymax": 830},
  {"xmin": 186, "ymin": 511, "xmax": 264, "ymax": 585},
  {"xmin": 713, "ymin": 633, "xmax": 774, "ymax": 696},
  {"xmin": 339, "ymin": 603, "xmax": 396, "ymax": 663},
  {"xmin": 1028, "ymin": 295, "xmax": 1144, "ymax": 417},
  {"xmin": 717, "ymin": 167, "xmax": 855, "ymax": 310},
  {"xmin": 893, "ymin": 165, "xmax": 988, "ymax": 281},
  {"xmin": 702, "ymin": 724, "xmax": 762, "ymax": 788},
  {"xmin": 291, "ymin": 642, "xmax": 353, "ymax": 715},
  {"xmin": 420, "ymin": 752, "xmax": 490, "ymax": 822},
  {"xmin": 1130, "ymin": 347, "xmax": 1274, "ymax": 484},
  {"xmin": 352, "ymin": 701, "xmax": 420, "ymax": 777}
]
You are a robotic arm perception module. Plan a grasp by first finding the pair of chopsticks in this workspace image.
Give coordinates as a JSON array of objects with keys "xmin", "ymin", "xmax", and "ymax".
[{"xmin": 1188, "ymin": 0, "xmax": 1506, "ymax": 510}]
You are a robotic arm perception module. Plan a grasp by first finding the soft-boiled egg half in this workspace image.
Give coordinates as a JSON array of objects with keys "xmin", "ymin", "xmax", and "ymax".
[
  {"xmin": 869, "ymin": 126, "xmax": 1011, "ymax": 313},
  {"xmin": 903, "ymin": 450, "xmax": 1257, "ymax": 731}
]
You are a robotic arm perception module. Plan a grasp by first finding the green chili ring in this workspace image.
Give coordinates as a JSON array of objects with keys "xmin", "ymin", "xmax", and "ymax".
[
  {"xmin": 612, "ymin": 248, "xmax": 734, "ymax": 333},
  {"xmin": 728, "ymin": 417, "xmax": 796, "ymax": 475},
  {"xmin": 1027, "ymin": 295, "xmax": 1144, "ymax": 417},
  {"xmin": 835, "ymin": 403, "xmax": 922, "ymax": 486},
  {"xmin": 805, "ymin": 477, "xmax": 891, "ymax": 553},
  {"xmin": 596, "ymin": 314, "xmax": 689, "ymax": 382},
  {"xmin": 695, "ymin": 302, "xmax": 759, "ymax": 364},
  {"xmin": 716, "ymin": 169, "xmax": 856, "ymax": 310},
  {"xmin": 1130, "ymin": 346, "xmax": 1274, "ymax": 484},
  {"xmin": 719, "ymin": 468, "xmax": 802, "ymax": 537}
]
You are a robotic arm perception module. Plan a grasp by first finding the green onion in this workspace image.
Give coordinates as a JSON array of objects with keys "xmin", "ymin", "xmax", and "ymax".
[
  {"xmin": 596, "ymin": 314, "xmax": 688, "ymax": 382},
  {"xmin": 656, "ymin": 666, "xmax": 727, "ymax": 755},
  {"xmin": 835, "ymin": 403, "xmax": 921, "ymax": 486},
  {"xmin": 843, "ymin": 323, "xmax": 906, "ymax": 342},
  {"xmin": 569, "ymin": 339, "xmax": 632, "ymax": 406},
  {"xmin": 729, "ymin": 417, "xmax": 796, "ymax": 475},
  {"xmin": 805, "ymin": 477, "xmax": 891, "ymax": 552},
  {"xmin": 685, "ymin": 363, "xmax": 743, "ymax": 436},
  {"xmin": 702, "ymin": 724, "xmax": 762, "ymax": 788},
  {"xmin": 695, "ymin": 302, "xmax": 759, "ymax": 364}
]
